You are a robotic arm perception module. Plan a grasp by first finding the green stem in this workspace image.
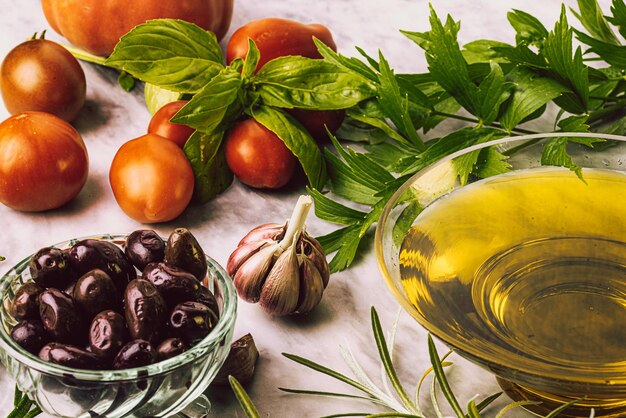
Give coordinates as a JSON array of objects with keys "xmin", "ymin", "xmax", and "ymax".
[
  {"xmin": 432, "ymin": 111, "xmax": 538, "ymax": 135},
  {"xmin": 61, "ymin": 43, "xmax": 108, "ymax": 66}
]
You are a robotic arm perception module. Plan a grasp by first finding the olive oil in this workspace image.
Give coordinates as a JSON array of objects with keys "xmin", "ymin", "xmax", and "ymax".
[{"xmin": 399, "ymin": 167, "xmax": 626, "ymax": 367}]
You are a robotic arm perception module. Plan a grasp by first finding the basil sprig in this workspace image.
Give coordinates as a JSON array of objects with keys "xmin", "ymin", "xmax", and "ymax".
[{"xmin": 106, "ymin": 19, "xmax": 376, "ymax": 201}]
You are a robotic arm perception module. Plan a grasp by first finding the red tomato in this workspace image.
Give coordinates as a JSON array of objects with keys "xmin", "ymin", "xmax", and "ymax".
[
  {"xmin": 1, "ymin": 39, "xmax": 86, "ymax": 122},
  {"xmin": 226, "ymin": 17, "xmax": 337, "ymax": 71},
  {"xmin": 109, "ymin": 134, "xmax": 194, "ymax": 223},
  {"xmin": 0, "ymin": 112, "xmax": 88, "ymax": 211},
  {"xmin": 225, "ymin": 119, "xmax": 297, "ymax": 189},
  {"xmin": 147, "ymin": 100, "xmax": 195, "ymax": 148},
  {"xmin": 287, "ymin": 108, "xmax": 345, "ymax": 143}
]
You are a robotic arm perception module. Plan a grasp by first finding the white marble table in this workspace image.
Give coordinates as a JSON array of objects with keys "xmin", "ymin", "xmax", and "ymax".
[{"xmin": 0, "ymin": 1, "xmax": 608, "ymax": 417}]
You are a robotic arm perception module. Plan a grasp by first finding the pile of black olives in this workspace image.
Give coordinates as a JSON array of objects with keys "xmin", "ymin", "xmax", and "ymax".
[{"xmin": 9, "ymin": 228, "xmax": 220, "ymax": 370}]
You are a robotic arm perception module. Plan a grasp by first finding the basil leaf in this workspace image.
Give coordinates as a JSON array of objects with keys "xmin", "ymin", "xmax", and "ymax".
[
  {"xmin": 106, "ymin": 19, "xmax": 224, "ymax": 93},
  {"xmin": 499, "ymin": 68, "xmax": 569, "ymax": 132},
  {"xmin": 144, "ymin": 83, "xmax": 183, "ymax": 115},
  {"xmin": 571, "ymin": 0, "xmax": 619, "ymax": 45},
  {"xmin": 254, "ymin": 56, "xmax": 376, "ymax": 110},
  {"xmin": 507, "ymin": 9, "xmax": 549, "ymax": 46},
  {"xmin": 251, "ymin": 106, "xmax": 326, "ymax": 189},
  {"xmin": 543, "ymin": 6, "xmax": 589, "ymax": 113},
  {"xmin": 171, "ymin": 67, "xmax": 244, "ymax": 133},
  {"xmin": 243, "ymin": 39, "xmax": 260, "ymax": 78},
  {"xmin": 183, "ymin": 130, "xmax": 233, "ymax": 204}
]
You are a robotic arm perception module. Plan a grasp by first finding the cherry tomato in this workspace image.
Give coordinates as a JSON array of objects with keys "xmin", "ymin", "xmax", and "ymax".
[
  {"xmin": 147, "ymin": 100, "xmax": 195, "ymax": 148},
  {"xmin": 42, "ymin": 0, "xmax": 234, "ymax": 56},
  {"xmin": 1, "ymin": 39, "xmax": 86, "ymax": 122},
  {"xmin": 226, "ymin": 18, "xmax": 336, "ymax": 70},
  {"xmin": 0, "ymin": 112, "xmax": 88, "ymax": 211},
  {"xmin": 109, "ymin": 134, "xmax": 194, "ymax": 223},
  {"xmin": 225, "ymin": 119, "xmax": 297, "ymax": 189},
  {"xmin": 226, "ymin": 18, "xmax": 344, "ymax": 143}
]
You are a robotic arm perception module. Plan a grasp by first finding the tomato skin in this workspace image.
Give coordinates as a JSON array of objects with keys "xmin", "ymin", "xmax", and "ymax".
[
  {"xmin": 226, "ymin": 18, "xmax": 337, "ymax": 70},
  {"xmin": 0, "ymin": 112, "xmax": 88, "ymax": 211},
  {"xmin": 225, "ymin": 119, "xmax": 297, "ymax": 189},
  {"xmin": 287, "ymin": 108, "xmax": 345, "ymax": 143},
  {"xmin": 147, "ymin": 100, "xmax": 195, "ymax": 148},
  {"xmin": 1, "ymin": 39, "xmax": 86, "ymax": 122},
  {"xmin": 42, "ymin": 0, "xmax": 234, "ymax": 56},
  {"xmin": 109, "ymin": 134, "xmax": 194, "ymax": 223}
]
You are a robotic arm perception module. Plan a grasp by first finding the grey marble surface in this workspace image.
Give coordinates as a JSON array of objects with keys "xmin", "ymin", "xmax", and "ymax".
[{"xmin": 0, "ymin": 0, "xmax": 610, "ymax": 417}]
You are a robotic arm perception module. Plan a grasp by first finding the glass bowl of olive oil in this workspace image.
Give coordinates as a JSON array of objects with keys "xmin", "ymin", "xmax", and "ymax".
[{"xmin": 376, "ymin": 132, "xmax": 626, "ymax": 417}]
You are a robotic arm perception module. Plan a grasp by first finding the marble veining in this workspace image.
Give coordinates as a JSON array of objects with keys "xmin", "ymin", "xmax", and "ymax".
[{"xmin": 0, "ymin": 1, "xmax": 609, "ymax": 417}]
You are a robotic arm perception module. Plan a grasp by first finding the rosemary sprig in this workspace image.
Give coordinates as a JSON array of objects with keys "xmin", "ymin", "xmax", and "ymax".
[{"xmin": 7, "ymin": 386, "xmax": 41, "ymax": 418}]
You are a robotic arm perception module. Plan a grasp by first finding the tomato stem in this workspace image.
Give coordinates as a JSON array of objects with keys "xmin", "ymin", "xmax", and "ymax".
[{"xmin": 278, "ymin": 195, "xmax": 313, "ymax": 251}]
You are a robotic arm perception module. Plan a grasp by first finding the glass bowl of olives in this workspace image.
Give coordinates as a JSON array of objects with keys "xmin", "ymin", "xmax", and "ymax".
[{"xmin": 0, "ymin": 230, "xmax": 237, "ymax": 418}]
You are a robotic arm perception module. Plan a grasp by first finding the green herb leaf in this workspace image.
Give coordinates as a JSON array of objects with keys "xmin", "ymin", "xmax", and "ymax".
[
  {"xmin": 571, "ymin": 0, "xmax": 619, "ymax": 45},
  {"xmin": 476, "ymin": 62, "xmax": 511, "ymax": 125},
  {"xmin": 242, "ymin": 38, "xmax": 261, "ymax": 79},
  {"xmin": 229, "ymin": 376, "xmax": 261, "ymax": 418},
  {"xmin": 251, "ymin": 106, "xmax": 326, "ymax": 189},
  {"xmin": 377, "ymin": 52, "xmax": 424, "ymax": 148},
  {"xmin": 326, "ymin": 152, "xmax": 381, "ymax": 205},
  {"xmin": 106, "ymin": 19, "xmax": 224, "ymax": 93},
  {"xmin": 183, "ymin": 130, "xmax": 232, "ymax": 204},
  {"xmin": 307, "ymin": 188, "xmax": 367, "ymax": 225},
  {"xmin": 314, "ymin": 37, "xmax": 378, "ymax": 82},
  {"xmin": 171, "ymin": 67, "xmax": 244, "ymax": 133},
  {"xmin": 607, "ymin": 0, "xmax": 626, "ymax": 39},
  {"xmin": 499, "ymin": 67, "xmax": 570, "ymax": 132},
  {"xmin": 144, "ymin": 83, "xmax": 184, "ymax": 115},
  {"xmin": 0, "ymin": 255, "xmax": 5, "ymax": 262},
  {"xmin": 461, "ymin": 40, "xmax": 511, "ymax": 64},
  {"xmin": 342, "ymin": 113, "xmax": 407, "ymax": 145},
  {"xmin": 422, "ymin": 6, "xmax": 481, "ymax": 119},
  {"xmin": 117, "ymin": 71, "xmax": 135, "ymax": 92},
  {"xmin": 452, "ymin": 130, "xmax": 508, "ymax": 185},
  {"xmin": 255, "ymin": 56, "xmax": 377, "ymax": 110},
  {"xmin": 573, "ymin": 29, "xmax": 626, "ymax": 68},
  {"xmin": 557, "ymin": 114, "xmax": 591, "ymax": 132},
  {"xmin": 543, "ymin": 6, "xmax": 589, "ymax": 113},
  {"xmin": 507, "ymin": 9, "xmax": 549, "ymax": 46}
]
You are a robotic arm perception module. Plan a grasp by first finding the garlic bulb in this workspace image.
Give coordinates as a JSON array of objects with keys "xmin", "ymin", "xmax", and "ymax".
[{"xmin": 227, "ymin": 195, "xmax": 330, "ymax": 316}]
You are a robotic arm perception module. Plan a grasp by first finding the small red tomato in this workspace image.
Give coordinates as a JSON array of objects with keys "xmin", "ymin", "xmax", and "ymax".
[
  {"xmin": 1, "ymin": 39, "xmax": 86, "ymax": 122},
  {"xmin": 225, "ymin": 119, "xmax": 297, "ymax": 189},
  {"xmin": 147, "ymin": 100, "xmax": 195, "ymax": 148},
  {"xmin": 226, "ymin": 18, "xmax": 337, "ymax": 71},
  {"xmin": 287, "ymin": 108, "xmax": 345, "ymax": 143},
  {"xmin": 0, "ymin": 112, "xmax": 88, "ymax": 211},
  {"xmin": 109, "ymin": 134, "xmax": 194, "ymax": 223}
]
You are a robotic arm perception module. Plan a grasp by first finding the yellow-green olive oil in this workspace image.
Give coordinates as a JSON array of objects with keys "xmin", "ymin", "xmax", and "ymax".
[{"xmin": 399, "ymin": 167, "xmax": 626, "ymax": 366}]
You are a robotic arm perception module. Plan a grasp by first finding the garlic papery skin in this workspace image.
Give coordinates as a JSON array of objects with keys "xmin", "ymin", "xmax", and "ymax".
[{"xmin": 227, "ymin": 195, "xmax": 331, "ymax": 316}]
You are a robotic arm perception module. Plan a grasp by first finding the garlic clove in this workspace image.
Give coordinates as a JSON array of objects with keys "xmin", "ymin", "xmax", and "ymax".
[
  {"xmin": 233, "ymin": 243, "xmax": 279, "ymax": 303},
  {"xmin": 226, "ymin": 239, "xmax": 271, "ymax": 277},
  {"xmin": 298, "ymin": 234, "xmax": 330, "ymax": 288},
  {"xmin": 259, "ymin": 243, "xmax": 300, "ymax": 316},
  {"xmin": 237, "ymin": 222, "xmax": 286, "ymax": 246},
  {"xmin": 295, "ymin": 255, "xmax": 325, "ymax": 314}
]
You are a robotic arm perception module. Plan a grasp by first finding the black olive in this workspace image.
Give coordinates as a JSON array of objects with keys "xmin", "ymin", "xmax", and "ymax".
[
  {"xmin": 155, "ymin": 337, "xmax": 188, "ymax": 361},
  {"xmin": 89, "ymin": 310, "xmax": 129, "ymax": 359},
  {"xmin": 11, "ymin": 320, "xmax": 49, "ymax": 354},
  {"xmin": 29, "ymin": 247, "xmax": 76, "ymax": 289},
  {"xmin": 164, "ymin": 228, "xmax": 207, "ymax": 281},
  {"xmin": 43, "ymin": 343, "xmax": 104, "ymax": 369},
  {"xmin": 143, "ymin": 262, "xmax": 201, "ymax": 308},
  {"xmin": 112, "ymin": 340, "xmax": 157, "ymax": 369},
  {"xmin": 68, "ymin": 239, "xmax": 135, "ymax": 295},
  {"xmin": 125, "ymin": 230, "xmax": 165, "ymax": 271},
  {"xmin": 197, "ymin": 286, "xmax": 220, "ymax": 320},
  {"xmin": 124, "ymin": 279, "xmax": 167, "ymax": 344},
  {"xmin": 11, "ymin": 282, "xmax": 43, "ymax": 320},
  {"xmin": 169, "ymin": 301, "xmax": 217, "ymax": 344},
  {"xmin": 73, "ymin": 269, "xmax": 118, "ymax": 317},
  {"xmin": 39, "ymin": 289, "xmax": 84, "ymax": 344}
]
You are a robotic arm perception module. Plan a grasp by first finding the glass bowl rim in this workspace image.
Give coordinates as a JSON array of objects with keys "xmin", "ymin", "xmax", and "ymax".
[
  {"xmin": 375, "ymin": 132, "xmax": 626, "ymax": 385},
  {"xmin": 0, "ymin": 233, "xmax": 237, "ymax": 382}
]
